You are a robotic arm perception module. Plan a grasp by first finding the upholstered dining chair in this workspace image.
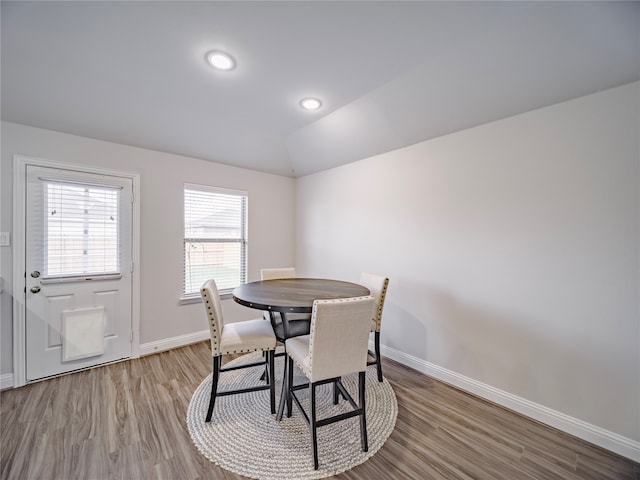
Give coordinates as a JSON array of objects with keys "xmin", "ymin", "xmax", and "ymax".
[
  {"xmin": 260, "ymin": 267, "xmax": 311, "ymax": 341},
  {"xmin": 200, "ymin": 279, "xmax": 277, "ymax": 422},
  {"xmin": 260, "ymin": 267, "xmax": 296, "ymax": 281},
  {"xmin": 359, "ymin": 273, "xmax": 389, "ymax": 382},
  {"xmin": 279, "ymin": 296, "xmax": 376, "ymax": 470}
]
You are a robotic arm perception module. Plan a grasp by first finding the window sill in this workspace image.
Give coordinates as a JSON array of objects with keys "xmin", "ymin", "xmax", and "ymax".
[{"xmin": 179, "ymin": 291, "xmax": 233, "ymax": 305}]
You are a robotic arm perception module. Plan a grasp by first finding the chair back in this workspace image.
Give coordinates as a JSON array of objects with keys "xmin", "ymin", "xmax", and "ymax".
[
  {"xmin": 261, "ymin": 267, "xmax": 296, "ymax": 280},
  {"xmin": 307, "ymin": 296, "xmax": 375, "ymax": 383},
  {"xmin": 200, "ymin": 279, "xmax": 225, "ymax": 356},
  {"xmin": 359, "ymin": 273, "xmax": 389, "ymax": 333}
]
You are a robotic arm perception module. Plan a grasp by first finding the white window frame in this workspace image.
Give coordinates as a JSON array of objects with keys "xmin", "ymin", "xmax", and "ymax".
[{"xmin": 180, "ymin": 183, "xmax": 248, "ymax": 304}]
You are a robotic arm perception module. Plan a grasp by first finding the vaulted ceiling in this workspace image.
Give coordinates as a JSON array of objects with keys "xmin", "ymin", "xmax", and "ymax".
[{"xmin": 2, "ymin": 1, "xmax": 639, "ymax": 177}]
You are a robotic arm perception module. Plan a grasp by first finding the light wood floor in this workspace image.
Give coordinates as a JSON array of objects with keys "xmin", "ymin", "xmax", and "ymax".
[{"xmin": 1, "ymin": 341, "xmax": 638, "ymax": 480}]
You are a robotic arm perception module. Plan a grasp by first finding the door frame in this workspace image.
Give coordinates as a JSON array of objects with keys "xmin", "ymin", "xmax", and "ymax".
[{"xmin": 12, "ymin": 155, "xmax": 141, "ymax": 387}]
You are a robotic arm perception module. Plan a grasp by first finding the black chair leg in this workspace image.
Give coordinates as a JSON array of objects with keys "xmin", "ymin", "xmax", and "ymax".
[
  {"xmin": 310, "ymin": 382, "xmax": 319, "ymax": 470},
  {"xmin": 333, "ymin": 379, "xmax": 339, "ymax": 405},
  {"xmin": 286, "ymin": 355, "xmax": 294, "ymax": 418},
  {"xmin": 206, "ymin": 356, "xmax": 221, "ymax": 422},
  {"xmin": 276, "ymin": 354, "xmax": 289, "ymax": 421},
  {"xmin": 374, "ymin": 331, "xmax": 383, "ymax": 382},
  {"xmin": 359, "ymin": 371, "xmax": 368, "ymax": 452},
  {"xmin": 260, "ymin": 351, "xmax": 268, "ymax": 382},
  {"xmin": 268, "ymin": 350, "xmax": 276, "ymax": 414}
]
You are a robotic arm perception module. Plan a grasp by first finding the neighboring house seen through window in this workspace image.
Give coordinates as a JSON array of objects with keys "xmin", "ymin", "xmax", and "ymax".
[{"xmin": 183, "ymin": 184, "xmax": 247, "ymax": 298}]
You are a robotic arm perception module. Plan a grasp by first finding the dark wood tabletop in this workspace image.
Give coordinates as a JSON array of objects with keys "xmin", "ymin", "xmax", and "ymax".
[{"xmin": 232, "ymin": 278, "xmax": 370, "ymax": 314}]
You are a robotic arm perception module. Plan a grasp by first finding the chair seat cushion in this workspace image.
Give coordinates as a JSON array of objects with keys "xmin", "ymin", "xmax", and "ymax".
[{"xmin": 219, "ymin": 318, "xmax": 276, "ymax": 355}]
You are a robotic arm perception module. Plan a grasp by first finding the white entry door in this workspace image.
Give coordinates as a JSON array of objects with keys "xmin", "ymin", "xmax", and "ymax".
[{"xmin": 25, "ymin": 165, "xmax": 133, "ymax": 381}]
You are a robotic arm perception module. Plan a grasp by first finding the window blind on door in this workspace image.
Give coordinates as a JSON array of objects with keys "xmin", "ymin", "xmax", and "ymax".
[
  {"xmin": 183, "ymin": 184, "xmax": 247, "ymax": 296},
  {"xmin": 43, "ymin": 180, "xmax": 120, "ymax": 278}
]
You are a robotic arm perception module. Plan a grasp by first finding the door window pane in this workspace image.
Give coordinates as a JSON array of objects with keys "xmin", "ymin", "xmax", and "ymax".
[{"xmin": 45, "ymin": 182, "xmax": 120, "ymax": 277}]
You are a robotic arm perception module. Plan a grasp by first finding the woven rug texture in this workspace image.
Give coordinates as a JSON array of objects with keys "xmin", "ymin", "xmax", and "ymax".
[{"xmin": 187, "ymin": 351, "xmax": 398, "ymax": 480}]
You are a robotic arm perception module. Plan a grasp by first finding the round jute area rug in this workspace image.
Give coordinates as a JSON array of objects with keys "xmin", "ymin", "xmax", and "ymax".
[{"xmin": 187, "ymin": 351, "xmax": 397, "ymax": 480}]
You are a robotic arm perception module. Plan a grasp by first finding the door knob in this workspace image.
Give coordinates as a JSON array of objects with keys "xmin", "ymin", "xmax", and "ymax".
[
  {"xmin": 30, "ymin": 286, "xmax": 41, "ymax": 294},
  {"xmin": 31, "ymin": 271, "xmax": 40, "ymax": 278}
]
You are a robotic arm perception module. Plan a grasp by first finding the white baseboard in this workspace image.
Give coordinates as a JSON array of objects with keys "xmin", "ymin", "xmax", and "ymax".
[
  {"xmin": 375, "ymin": 342, "xmax": 640, "ymax": 463},
  {"xmin": 139, "ymin": 329, "xmax": 210, "ymax": 356},
  {"xmin": 1, "ymin": 373, "xmax": 14, "ymax": 390}
]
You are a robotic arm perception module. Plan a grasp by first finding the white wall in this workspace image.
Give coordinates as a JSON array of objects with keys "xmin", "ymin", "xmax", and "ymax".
[
  {"xmin": 296, "ymin": 83, "xmax": 640, "ymax": 450},
  {"xmin": 0, "ymin": 122, "xmax": 296, "ymax": 376}
]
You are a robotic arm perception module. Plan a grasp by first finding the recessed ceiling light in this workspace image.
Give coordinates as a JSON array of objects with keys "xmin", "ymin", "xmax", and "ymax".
[
  {"xmin": 300, "ymin": 97, "xmax": 322, "ymax": 110},
  {"xmin": 206, "ymin": 50, "xmax": 236, "ymax": 71}
]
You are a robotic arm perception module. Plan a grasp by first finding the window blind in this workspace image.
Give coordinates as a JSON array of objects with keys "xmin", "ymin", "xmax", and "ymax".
[
  {"xmin": 183, "ymin": 184, "xmax": 247, "ymax": 296},
  {"xmin": 43, "ymin": 180, "xmax": 120, "ymax": 278}
]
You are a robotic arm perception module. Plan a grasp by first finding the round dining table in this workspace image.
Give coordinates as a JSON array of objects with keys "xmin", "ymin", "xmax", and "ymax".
[
  {"xmin": 232, "ymin": 277, "xmax": 371, "ymax": 419},
  {"xmin": 232, "ymin": 277, "xmax": 370, "ymax": 315}
]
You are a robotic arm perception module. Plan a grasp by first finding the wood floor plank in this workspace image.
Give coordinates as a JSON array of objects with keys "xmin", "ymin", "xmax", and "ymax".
[
  {"xmin": 575, "ymin": 444, "xmax": 638, "ymax": 480},
  {"xmin": 1, "ymin": 341, "xmax": 638, "ymax": 480}
]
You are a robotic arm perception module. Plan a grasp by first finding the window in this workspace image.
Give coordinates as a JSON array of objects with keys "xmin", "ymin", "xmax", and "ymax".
[
  {"xmin": 43, "ymin": 179, "xmax": 120, "ymax": 278},
  {"xmin": 183, "ymin": 184, "xmax": 247, "ymax": 298}
]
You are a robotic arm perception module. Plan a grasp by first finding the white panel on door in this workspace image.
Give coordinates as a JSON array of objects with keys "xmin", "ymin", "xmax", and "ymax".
[
  {"xmin": 45, "ymin": 294, "xmax": 74, "ymax": 349},
  {"xmin": 95, "ymin": 290, "xmax": 118, "ymax": 337},
  {"xmin": 62, "ymin": 306, "xmax": 105, "ymax": 362}
]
